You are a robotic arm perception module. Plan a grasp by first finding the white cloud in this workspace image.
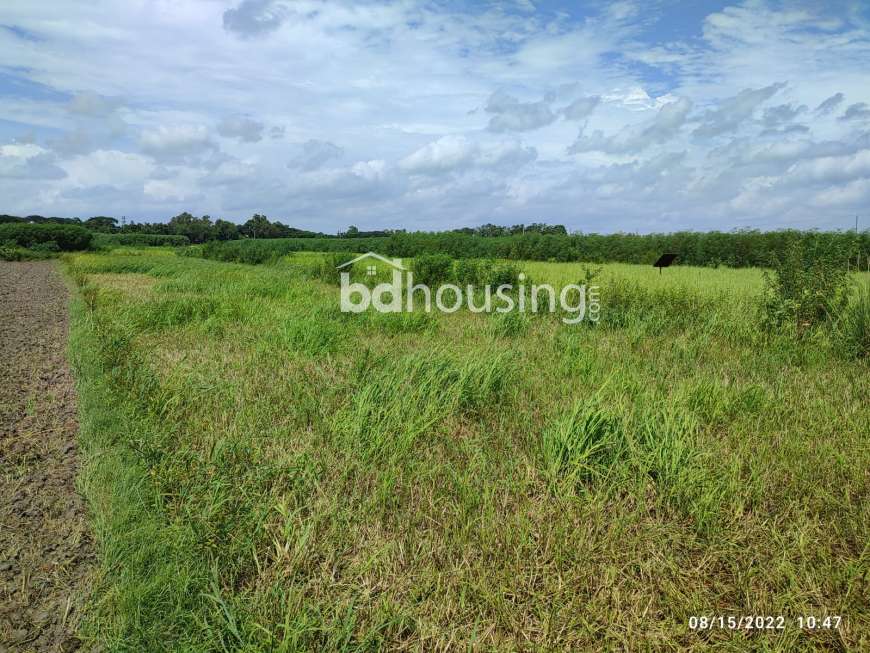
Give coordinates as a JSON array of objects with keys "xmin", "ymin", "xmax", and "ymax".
[
  {"xmin": 1, "ymin": 0, "xmax": 869, "ymax": 230},
  {"xmin": 399, "ymin": 135, "xmax": 536, "ymax": 176},
  {"xmin": 693, "ymin": 83, "xmax": 786, "ymax": 138},
  {"xmin": 288, "ymin": 139, "xmax": 344, "ymax": 171},
  {"xmin": 815, "ymin": 93, "xmax": 844, "ymax": 115},
  {"xmin": 569, "ymin": 97, "xmax": 692, "ymax": 154},
  {"xmin": 562, "ymin": 96, "xmax": 600, "ymax": 121},
  {"xmin": 0, "ymin": 144, "xmax": 66, "ymax": 180},
  {"xmin": 216, "ymin": 116, "xmax": 265, "ymax": 143},
  {"xmin": 222, "ymin": 0, "xmax": 289, "ymax": 38},
  {"xmin": 840, "ymin": 103, "xmax": 870, "ymax": 122},
  {"xmin": 485, "ymin": 91, "xmax": 557, "ymax": 133},
  {"xmin": 140, "ymin": 125, "xmax": 216, "ymax": 161}
]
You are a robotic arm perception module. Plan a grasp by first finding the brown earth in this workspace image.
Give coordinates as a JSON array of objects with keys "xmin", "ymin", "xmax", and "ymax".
[{"xmin": 0, "ymin": 262, "xmax": 94, "ymax": 652}]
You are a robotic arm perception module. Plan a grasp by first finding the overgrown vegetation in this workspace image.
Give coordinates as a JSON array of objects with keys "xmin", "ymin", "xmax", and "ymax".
[
  {"xmin": 64, "ymin": 249, "xmax": 868, "ymax": 650},
  {"xmin": 0, "ymin": 222, "xmax": 93, "ymax": 251},
  {"xmin": 1, "ymin": 242, "xmax": 58, "ymax": 261},
  {"xmin": 93, "ymin": 233, "xmax": 190, "ymax": 248},
  {"xmin": 761, "ymin": 239, "xmax": 852, "ymax": 337},
  {"xmin": 195, "ymin": 228, "xmax": 869, "ymax": 269},
  {"xmin": 833, "ymin": 280, "xmax": 870, "ymax": 358}
]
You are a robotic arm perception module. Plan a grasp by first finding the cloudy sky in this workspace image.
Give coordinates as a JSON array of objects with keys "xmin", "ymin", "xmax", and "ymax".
[{"xmin": 1, "ymin": 0, "xmax": 869, "ymax": 233}]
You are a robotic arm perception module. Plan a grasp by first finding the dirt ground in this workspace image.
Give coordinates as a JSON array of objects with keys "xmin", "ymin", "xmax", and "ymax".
[{"xmin": 0, "ymin": 262, "xmax": 94, "ymax": 652}]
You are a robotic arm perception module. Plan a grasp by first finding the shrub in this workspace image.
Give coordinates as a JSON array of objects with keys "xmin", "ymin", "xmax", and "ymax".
[
  {"xmin": 832, "ymin": 281, "xmax": 870, "ymax": 358},
  {"xmin": 760, "ymin": 240, "xmax": 850, "ymax": 337},
  {"xmin": 94, "ymin": 233, "xmax": 190, "ymax": 248},
  {"xmin": 485, "ymin": 261, "xmax": 521, "ymax": 287},
  {"xmin": 451, "ymin": 258, "xmax": 482, "ymax": 285},
  {"xmin": 198, "ymin": 239, "xmax": 301, "ymax": 264},
  {"xmin": 1, "ymin": 243, "xmax": 45, "ymax": 261},
  {"xmin": 315, "ymin": 252, "xmax": 355, "ymax": 285},
  {"xmin": 30, "ymin": 240, "xmax": 61, "ymax": 254},
  {"xmin": 0, "ymin": 223, "xmax": 93, "ymax": 251},
  {"xmin": 411, "ymin": 254, "xmax": 453, "ymax": 286}
]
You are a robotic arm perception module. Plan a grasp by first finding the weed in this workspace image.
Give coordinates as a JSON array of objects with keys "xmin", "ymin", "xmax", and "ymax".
[
  {"xmin": 761, "ymin": 239, "xmax": 851, "ymax": 337},
  {"xmin": 410, "ymin": 253, "xmax": 453, "ymax": 286},
  {"xmin": 832, "ymin": 280, "xmax": 870, "ymax": 358},
  {"xmin": 541, "ymin": 399, "xmax": 625, "ymax": 489}
]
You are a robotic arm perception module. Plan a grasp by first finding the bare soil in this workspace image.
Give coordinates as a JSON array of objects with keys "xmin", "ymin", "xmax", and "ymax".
[{"xmin": 0, "ymin": 262, "xmax": 94, "ymax": 652}]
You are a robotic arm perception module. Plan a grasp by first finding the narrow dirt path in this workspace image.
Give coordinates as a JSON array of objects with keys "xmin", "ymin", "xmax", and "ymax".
[{"xmin": 0, "ymin": 261, "xmax": 94, "ymax": 653}]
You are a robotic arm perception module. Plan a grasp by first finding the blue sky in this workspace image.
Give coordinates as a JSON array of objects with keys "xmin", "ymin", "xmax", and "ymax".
[{"xmin": 1, "ymin": 0, "xmax": 869, "ymax": 233}]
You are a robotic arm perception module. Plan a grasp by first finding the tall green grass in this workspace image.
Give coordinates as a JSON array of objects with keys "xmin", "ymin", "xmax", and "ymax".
[{"xmin": 65, "ymin": 249, "xmax": 869, "ymax": 650}]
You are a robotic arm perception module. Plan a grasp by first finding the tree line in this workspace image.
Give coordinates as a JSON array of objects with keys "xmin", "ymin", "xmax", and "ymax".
[
  {"xmin": 3, "ymin": 212, "xmax": 867, "ymax": 268},
  {"xmin": 0, "ymin": 213, "xmax": 325, "ymax": 244},
  {"xmin": 1, "ymin": 213, "xmax": 570, "ymax": 244},
  {"xmin": 197, "ymin": 229, "xmax": 868, "ymax": 269}
]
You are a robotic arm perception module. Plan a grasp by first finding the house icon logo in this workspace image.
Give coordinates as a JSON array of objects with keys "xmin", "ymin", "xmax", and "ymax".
[
  {"xmin": 336, "ymin": 250, "xmax": 599, "ymax": 324},
  {"xmin": 336, "ymin": 251, "xmax": 406, "ymax": 276}
]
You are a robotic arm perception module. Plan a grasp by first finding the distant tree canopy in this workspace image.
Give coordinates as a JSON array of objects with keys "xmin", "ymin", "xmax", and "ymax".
[
  {"xmin": 464, "ymin": 223, "xmax": 568, "ymax": 237},
  {"xmin": 84, "ymin": 216, "xmax": 118, "ymax": 232},
  {"xmin": 0, "ymin": 212, "xmax": 325, "ymax": 243},
  {"xmin": 1, "ymin": 212, "xmax": 867, "ymax": 269},
  {"xmin": 196, "ymin": 228, "xmax": 869, "ymax": 270}
]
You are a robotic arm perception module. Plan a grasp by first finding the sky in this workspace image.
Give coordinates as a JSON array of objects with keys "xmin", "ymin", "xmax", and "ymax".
[{"xmin": 1, "ymin": 0, "xmax": 869, "ymax": 234}]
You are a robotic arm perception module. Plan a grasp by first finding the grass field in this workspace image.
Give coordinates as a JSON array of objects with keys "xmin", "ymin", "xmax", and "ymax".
[{"xmin": 65, "ymin": 249, "xmax": 868, "ymax": 650}]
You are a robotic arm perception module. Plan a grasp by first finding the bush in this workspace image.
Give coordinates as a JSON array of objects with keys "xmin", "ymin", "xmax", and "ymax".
[
  {"xmin": 485, "ymin": 262, "xmax": 521, "ymax": 287},
  {"xmin": 0, "ymin": 223, "xmax": 92, "ymax": 251},
  {"xmin": 761, "ymin": 240, "xmax": 851, "ymax": 337},
  {"xmin": 315, "ymin": 252, "xmax": 356, "ymax": 285},
  {"xmin": 94, "ymin": 233, "xmax": 190, "ymax": 248},
  {"xmin": 1, "ymin": 243, "xmax": 44, "ymax": 261},
  {"xmin": 411, "ymin": 254, "xmax": 453, "ymax": 286},
  {"xmin": 198, "ymin": 239, "xmax": 301, "ymax": 264},
  {"xmin": 30, "ymin": 240, "xmax": 61, "ymax": 254},
  {"xmin": 184, "ymin": 229, "xmax": 869, "ymax": 270},
  {"xmin": 451, "ymin": 258, "xmax": 483, "ymax": 285},
  {"xmin": 832, "ymin": 282, "xmax": 870, "ymax": 358}
]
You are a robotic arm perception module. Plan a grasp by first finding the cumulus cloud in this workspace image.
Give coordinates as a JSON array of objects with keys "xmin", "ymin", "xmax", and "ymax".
[
  {"xmin": 399, "ymin": 135, "xmax": 536, "ymax": 176},
  {"xmin": 0, "ymin": 144, "xmax": 66, "ymax": 180},
  {"xmin": 63, "ymin": 149, "xmax": 155, "ymax": 188},
  {"xmin": 693, "ymin": 82, "xmax": 786, "ymax": 138},
  {"xmin": 140, "ymin": 125, "xmax": 216, "ymax": 161},
  {"xmin": 840, "ymin": 102, "xmax": 870, "ymax": 122},
  {"xmin": 815, "ymin": 93, "xmax": 844, "ymax": 115},
  {"xmin": 761, "ymin": 124, "xmax": 810, "ymax": 136},
  {"xmin": 485, "ymin": 91, "xmax": 557, "ymax": 133},
  {"xmin": 761, "ymin": 103, "xmax": 806, "ymax": 128},
  {"xmin": 67, "ymin": 91, "xmax": 122, "ymax": 117},
  {"xmin": 758, "ymin": 103, "xmax": 808, "ymax": 135},
  {"xmin": 812, "ymin": 178, "xmax": 870, "ymax": 207},
  {"xmin": 48, "ymin": 129, "xmax": 94, "ymax": 156},
  {"xmin": 2, "ymin": 0, "xmax": 870, "ymax": 229},
  {"xmin": 786, "ymin": 149, "xmax": 870, "ymax": 186},
  {"xmin": 216, "ymin": 116, "xmax": 265, "ymax": 143},
  {"xmin": 222, "ymin": 0, "xmax": 288, "ymax": 37},
  {"xmin": 288, "ymin": 139, "xmax": 344, "ymax": 171},
  {"xmin": 562, "ymin": 96, "xmax": 600, "ymax": 121},
  {"xmin": 276, "ymin": 159, "xmax": 398, "ymax": 207},
  {"xmin": 569, "ymin": 97, "xmax": 692, "ymax": 154}
]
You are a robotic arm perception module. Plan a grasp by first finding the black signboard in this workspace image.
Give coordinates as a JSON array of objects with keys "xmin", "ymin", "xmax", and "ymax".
[{"xmin": 653, "ymin": 253, "xmax": 678, "ymax": 273}]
